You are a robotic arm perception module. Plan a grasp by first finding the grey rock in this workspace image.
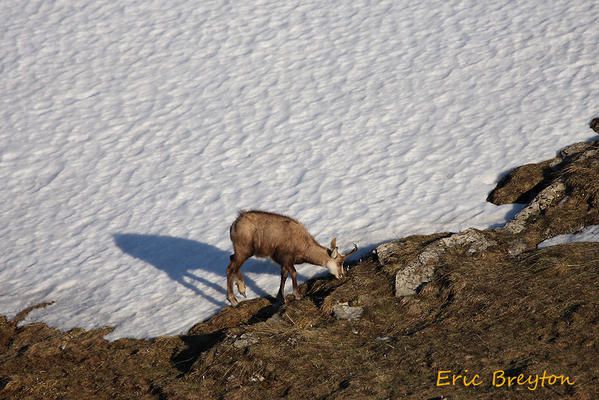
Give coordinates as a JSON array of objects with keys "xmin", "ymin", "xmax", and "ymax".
[
  {"xmin": 590, "ymin": 117, "xmax": 599, "ymax": 134},
  {"xmin": 576, "ymin": 147, "xmax": 598, "ymax": 163},
  {"xmin": 559, "ymin": 142, "xmax": 592, "ymax": 158},
  {"xmin": 392, "ymin": 229, "xmax": 496, "ymax": 297},
  {"xmin": 233, "ymin": 333, "xmax": 259, "ymax": 348},
  {"xmin": 503, "ymin": 181, "xmax": 566, "ymax": 234},
  {"xmin": 376, "ymin": 241, "xmax": 403, "ymax": 266},
  {"xmin": 439, "ymin": 228, "xmax": 497, "ymax": 255},
  {"xmin": 333, "ymin": 303, "xmax": 364, "ymax": 320},
  {"xmin": 264, "ymin": 313, "xmax": 283, "ymax": 325},
  {"xmin": 507, "ymin": 239, "xmax": 529, "ymax": 256},
  {"xmin": 395, "ymin": 254, "xmax": 437, "ymax": 297}
]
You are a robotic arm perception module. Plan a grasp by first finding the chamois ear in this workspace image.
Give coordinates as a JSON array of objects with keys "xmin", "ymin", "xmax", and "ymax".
[
  {"xmin": 330, "ymin": 248, "xmax": 339, "ymax": 258},
  {"xmin": 330, "ymin": 237, "xmax": 337, "ymax": 250}
]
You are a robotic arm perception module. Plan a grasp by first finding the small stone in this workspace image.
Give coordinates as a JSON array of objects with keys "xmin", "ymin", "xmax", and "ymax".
[
  {"xmin": 265, "ymin": 313, "xmax": 283, "ymax": 325},
  {"xmin": 507, "ymin": 239, "xmax": 528, "ymax": 256},
  {"xmin": 333, "ymin": 303, "xmax": 364, "ymax": 320},
  {"xmin": 233, "ymin": 333, "xmax": 259, "ymax": 348},
  {"xmin": 250, "ymin": 373, "xmax": 265, "ymax": 382}
]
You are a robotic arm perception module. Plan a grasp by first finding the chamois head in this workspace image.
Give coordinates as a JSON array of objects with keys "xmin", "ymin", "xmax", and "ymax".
[{"xmin": 325, "ymin": 238, "xmax": 358, "ymax": 279}]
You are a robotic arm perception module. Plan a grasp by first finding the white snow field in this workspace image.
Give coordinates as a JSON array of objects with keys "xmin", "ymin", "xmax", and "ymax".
[
  {"xmin": 538, "ymin": 225, "xmax": 599, "ymax": 248},
  {"xmin": 1, "ymin": 1, "xmax": 597, "ymax": 339}
]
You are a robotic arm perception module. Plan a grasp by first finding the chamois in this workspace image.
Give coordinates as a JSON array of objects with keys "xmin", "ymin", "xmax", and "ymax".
[{"xmin": 226, "ymin": 210, "xmax": 358, "ymax": 306}]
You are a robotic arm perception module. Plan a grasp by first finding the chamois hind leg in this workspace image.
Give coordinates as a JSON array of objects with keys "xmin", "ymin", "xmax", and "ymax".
[
  {"xmin": 234, "ymin": 261, "xmax": 247, "ymax": 298},
  {"xmin": 226, "ymin": 253, "xmax": 249, "ymax": 306},
  {"xmin": 276, "ymin": 266, "xmax": 289, "ymax": 304},
  {"xmin": 289, "ymin": 264, "xmax": 301, "ymax": 300}
]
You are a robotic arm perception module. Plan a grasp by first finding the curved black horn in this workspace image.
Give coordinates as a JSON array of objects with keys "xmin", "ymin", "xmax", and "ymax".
[{"xmin": 344, "ymin": 243, "xmax": 358, "ymax": 257}]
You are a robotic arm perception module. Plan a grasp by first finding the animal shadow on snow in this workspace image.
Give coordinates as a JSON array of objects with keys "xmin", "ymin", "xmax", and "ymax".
[{"xmin": 113, "ymin": 233, "xmax": 301, "ymax": 307}]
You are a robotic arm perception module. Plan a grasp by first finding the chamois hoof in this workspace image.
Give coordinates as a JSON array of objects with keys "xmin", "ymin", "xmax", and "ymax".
[
  {"xmin": 293, "ymin": 291, "xmax": 302, "ymax": 301},
  {"xmin": 275, "ymin": 295, "xmax": 286, "ymax": 306},
  {"xmin": 236, "ymin": 281, "xmax": 247, "ymax": 298},
  {"xmin": 227, "ymin": 296, "xmax": 239, "ymax": 307}
]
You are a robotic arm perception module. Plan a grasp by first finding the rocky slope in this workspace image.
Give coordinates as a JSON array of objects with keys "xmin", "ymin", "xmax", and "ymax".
[{"xmin": 1, "ymin": 127, "xmax": 598, "ymax": 399}]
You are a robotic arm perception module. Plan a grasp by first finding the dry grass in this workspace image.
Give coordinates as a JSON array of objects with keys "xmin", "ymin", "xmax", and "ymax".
[
  {"xmin": 562, "ymin": 162, "xmax": 599, "ymax": 206},
  {"xmin": 167, "ymin": 243, "xmax": 599, "ymax": 400},
  {"xmin": 1, "ymin": 243, "xmax": 597, "ymax": 399}
]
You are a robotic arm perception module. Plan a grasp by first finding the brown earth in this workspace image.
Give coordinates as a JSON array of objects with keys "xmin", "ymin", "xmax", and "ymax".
[{"xmin": 1, "ymin": 134, "xmax": 598, "ymax": 400}]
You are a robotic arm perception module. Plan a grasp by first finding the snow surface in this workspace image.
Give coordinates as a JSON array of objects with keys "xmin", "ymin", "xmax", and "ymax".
[
  {"xmin": 1, "ymin": 0, "xmax": 597, "ymax": 339},
  {"xmin": 538, "ymin": 226, "xmax": 599, "ymax": 248}
]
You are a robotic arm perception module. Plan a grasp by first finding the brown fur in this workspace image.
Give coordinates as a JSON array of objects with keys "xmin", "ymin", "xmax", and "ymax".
[{"xmin": 225, "ymin": 210, "xmax": 356, "ymax": 306}]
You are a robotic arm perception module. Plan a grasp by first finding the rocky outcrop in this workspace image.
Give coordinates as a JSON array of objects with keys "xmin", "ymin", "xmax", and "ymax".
[
  {"xmin": 590, "ymin": 117, "xmax": 599, "ymax": 133},
  {"xmin": 380, "ymin": 135, "xmax": 599, "ymax": 297},
  {"xmin": 487, "ymin": 161, "xmax": 555, "ymax": 205},
  {"xmin": 379, "ymin": 228, "xmax": 496, "ymax": 297},
  {"xmin": 502, "ymin": 180, "xmax": 566, "ymax": 235}
]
